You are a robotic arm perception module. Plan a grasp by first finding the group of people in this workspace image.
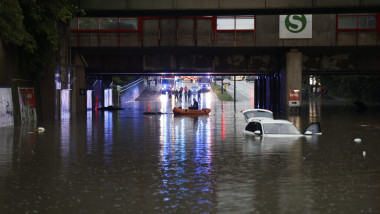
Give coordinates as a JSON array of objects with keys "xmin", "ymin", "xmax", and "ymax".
[
  {"xmin": 168, "ymin": 86, "xmax": 201, "ymax": 100},
  {"xmin": 167, "ymin": 86, "xmax": 200, "ymax": 110}
]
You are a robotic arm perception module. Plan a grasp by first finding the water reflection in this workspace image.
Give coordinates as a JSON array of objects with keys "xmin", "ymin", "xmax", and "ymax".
[
  {"xmin": 86, "ymin": 111, "xmax": 93, "ymax": 155},
  {"xmin": 0, "ymin": 126, "xmax": 13, "ymax": 175},
  {"xmin": 308, "ymin": 96, "xmax": 322, "ymax": 122},
  {"xmin": 60, "ymin": 114, "xmax": 71, "ymax": 162},
  {"xmin": 159, "ymin": 114, "xmax": 214, "ymax": 211},
  {"xmin": 103, "ymin": 111, "xmax": 113, "ymax": 165},
  {"xmin": 2, "ymin": 90, "xmax": 380, "ymax": 213}
]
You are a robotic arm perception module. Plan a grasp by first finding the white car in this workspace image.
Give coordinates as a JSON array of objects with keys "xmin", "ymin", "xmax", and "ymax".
[{"xmin": 243, "ymin": 117, "xmax": 322, "ymax": 137}]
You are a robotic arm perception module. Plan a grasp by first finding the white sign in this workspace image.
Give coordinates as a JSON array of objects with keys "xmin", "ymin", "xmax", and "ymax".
[
  {"xmin": 0, "ymin": 88, "xmax": 14, "ymax": 127},
  {"xmin": 280, "ymin": 15, "xmax": 312, "ymax": 39}
]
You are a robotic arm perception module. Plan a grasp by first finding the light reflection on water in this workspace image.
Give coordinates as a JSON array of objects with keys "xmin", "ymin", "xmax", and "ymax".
[
  {"xmin": 103, "ymin": 111, "xmax": 113, "ymax": 165},
  {"xmin": 159, "ymin": 111, "xmax": 214, "ymax": 211},
  {"xmin": 1, "ymin": 94, "xmax": 380, "ymax": 213}
]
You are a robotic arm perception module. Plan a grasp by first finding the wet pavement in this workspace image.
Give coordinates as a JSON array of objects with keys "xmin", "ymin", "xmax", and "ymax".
[{"xmin": 1, "ymin": 83, "xmax": 380, "ymax": 213}]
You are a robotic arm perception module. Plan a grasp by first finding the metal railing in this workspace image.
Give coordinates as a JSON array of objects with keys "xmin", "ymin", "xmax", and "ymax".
[{"xmin": 115, "ymin": 78, "xmax": 144, "ymax": 93}]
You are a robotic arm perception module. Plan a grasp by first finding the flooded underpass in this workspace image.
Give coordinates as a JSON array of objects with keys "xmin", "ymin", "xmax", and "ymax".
[{"xmin": 1, "ymin": 87, "xmax": 380, "ymax": 213}]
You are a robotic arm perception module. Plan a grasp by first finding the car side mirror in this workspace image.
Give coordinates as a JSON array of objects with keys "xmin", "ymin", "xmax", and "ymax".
[
  {"xmin": 254, "ymin": 130, "xmax": 261, "ymax": 135},
  {"xmin": 304, "ymin": 131, "xmax": 313, "ymax": 135}
]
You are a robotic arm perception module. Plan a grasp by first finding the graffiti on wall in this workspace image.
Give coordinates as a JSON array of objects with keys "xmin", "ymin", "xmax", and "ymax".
[
  {"xmin": 0, "ymin": 88, "xmax": 14, "ymax": 127},
  {"xmin": 18, "ymin": 88, "xmax": 37, "ymax": 123}
]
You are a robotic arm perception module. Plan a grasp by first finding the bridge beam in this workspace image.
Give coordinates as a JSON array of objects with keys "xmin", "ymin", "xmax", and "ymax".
[{"xmin": 80, "ymin": 0, "xmax": 380, "ymax": 16}]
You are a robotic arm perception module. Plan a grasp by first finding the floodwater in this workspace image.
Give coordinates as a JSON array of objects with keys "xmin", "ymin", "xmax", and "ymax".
[{"xmin": 1, "ymin": 87, "xmax": 380, "ymax": 214}]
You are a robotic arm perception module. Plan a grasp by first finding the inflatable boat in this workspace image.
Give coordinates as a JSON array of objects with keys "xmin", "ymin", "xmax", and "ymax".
[{"xmin": 172, "ymin": 107, "xmax": 211, "ymax": 115}]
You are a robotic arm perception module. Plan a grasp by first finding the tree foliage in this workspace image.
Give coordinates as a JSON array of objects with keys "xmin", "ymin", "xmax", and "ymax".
[{"xmin": 0, "ymin": 0, "xmax": 83, "ymax": 78}]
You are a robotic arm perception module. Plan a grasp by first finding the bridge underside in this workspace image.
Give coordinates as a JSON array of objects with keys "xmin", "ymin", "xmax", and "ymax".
[
  {"xmin": 80, "ymin": 0, "xmax": 380, "ymax": 16},
  {"xmin": 73, "ymin": 46, "xmax": 380, "ymax": 76}
]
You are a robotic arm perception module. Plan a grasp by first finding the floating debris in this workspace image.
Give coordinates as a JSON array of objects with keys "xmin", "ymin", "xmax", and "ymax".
[
  {"xmin": 97, "ymin": 106, "xmax": 124, "ymax": 111},
  {"xmin": 354, "ymin": 138, "xmax": 362, "ymax": 143}
]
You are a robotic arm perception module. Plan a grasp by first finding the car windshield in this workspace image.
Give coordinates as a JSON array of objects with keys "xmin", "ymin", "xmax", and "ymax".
[
  {"xmin": 263, "ymin": 123, "xmax": 300, "ymax": 134},
  {"xmin": 199, "ymin": 78, "xmax": 210, "ymax": 83},
  {"xmin": 162, "ymin": 79, "xmax": 174, "ymax": 84}
]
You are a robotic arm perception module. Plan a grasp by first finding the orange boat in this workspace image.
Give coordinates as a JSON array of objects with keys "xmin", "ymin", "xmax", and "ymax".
[{"xmin": 173, "ymin": 107, "xmax": 211, "ymax": 115}]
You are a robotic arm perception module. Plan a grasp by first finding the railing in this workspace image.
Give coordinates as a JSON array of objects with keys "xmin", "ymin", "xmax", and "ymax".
[{"xmin": 116, "ymin": 78, "xmax": 144, "ymax": 93}]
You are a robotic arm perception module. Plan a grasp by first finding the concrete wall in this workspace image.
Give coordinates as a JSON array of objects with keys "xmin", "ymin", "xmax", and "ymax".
[
  {"xmin": 72, "ymin": 14, "xmax": 380, "ymax": 48},
  {"xmin": 0, "ymin": 39, "xmax": 38, "ymax": 124}
]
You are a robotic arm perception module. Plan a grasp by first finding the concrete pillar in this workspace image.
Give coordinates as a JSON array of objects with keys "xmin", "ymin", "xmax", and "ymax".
[
  {"xmin": 254, "ymin": 78, "xmax": 259, "ymax": 108},
  {"xmin": 286, "ymin": 49, "xmax": 302, "ymax": 109},
  {"xmin": 72, "ymin": 54, "xmax": 87, "ymax": 113}
]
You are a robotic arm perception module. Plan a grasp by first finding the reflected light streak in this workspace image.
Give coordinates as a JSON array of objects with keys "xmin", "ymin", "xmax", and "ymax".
[
  {"xmin": 61, "ymin": 89, "xmax": 70, "ymax": 119},
  {"xmin": 250, "ymin": 86, "xmax": 255, "ymax": 108},
  {"xmin": 195, "ymin": 117, "xmax": 212, "ymax": 165},
  {"xmin": 87, "ymin": 90, "xmax": 92, "ymax": 109},
  {"xmin": 202, "ymin": 92, "xmax": 212, "ymax": 109},
  {"xmin": 221, "ymin": 102, "xmax": 225, "ymax": 140},
  {"xmin": 159, "ymin": 112, "xmax": 174, "ymax": 193},
  {"xmin": 103, "ymin": 111, "xmax": 113, "ymax": 165},
  {"xmin": 159, "ymin": 113, "xmax": 214, "ymax": 206},
  {"xmin": 308, "ymin": 98, "xmax": 321, "ymax": 123},
  {"xmin": 60, "ymin": 119, "xmax": 70, "ymax": 163},
  {"xmin": 86, "ymin": 111, "xmax": 93, "ymax": 155},
  {"xmin": 160, "ymin": 94, "xmax": 168, "ymax": 113}
]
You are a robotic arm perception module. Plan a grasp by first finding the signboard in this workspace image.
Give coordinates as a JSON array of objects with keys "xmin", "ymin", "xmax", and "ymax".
[
  {"xmin": 18, "ymin": 88, "xmax": 37, "ymax": 123},
  {"xmin": 289, "ymin": 90, "xmax": 300, "ymax": 106},
  {"xmin": 280, "ymin": 15, "xmax": 312, "ymax": 39},
  {"xmin": 0, "ymin": 88, "xmax": 14, "ymax": 127}
]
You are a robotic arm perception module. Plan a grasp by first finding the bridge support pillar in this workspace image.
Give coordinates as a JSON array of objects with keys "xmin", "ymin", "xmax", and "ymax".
[
  {"xmin": 285, "ymin": 49, "xmax": 302, "ymax": 110},
  {"xmin": 72, "ymin": 54, "xmax": 87, "ymax": 113}
]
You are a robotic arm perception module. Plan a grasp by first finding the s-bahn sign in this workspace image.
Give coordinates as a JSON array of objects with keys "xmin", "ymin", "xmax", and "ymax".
[{"xmin": 280, "ymin": 15, "xmax": 312, "ymax": 39}]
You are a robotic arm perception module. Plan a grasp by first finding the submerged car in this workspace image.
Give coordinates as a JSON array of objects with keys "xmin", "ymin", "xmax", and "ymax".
[{"xmin": 243, "ymin": 117, "xmax": 322, "ymax": 137}]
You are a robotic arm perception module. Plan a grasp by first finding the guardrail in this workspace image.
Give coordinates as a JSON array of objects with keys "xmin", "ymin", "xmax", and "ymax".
[{"xmin": 115, "ymin": 78, "xmax": 144, "ymax": 93}]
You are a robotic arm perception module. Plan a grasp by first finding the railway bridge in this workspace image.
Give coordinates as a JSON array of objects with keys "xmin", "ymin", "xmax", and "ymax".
[{"xmin": 68, "ymin": 1, "xmax": 380, "ymax": 113}]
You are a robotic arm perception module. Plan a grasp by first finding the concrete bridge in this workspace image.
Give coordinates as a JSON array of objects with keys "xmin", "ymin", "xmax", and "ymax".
[
  {"xmin": 71, "ymin": 15, "xmax": 380, "ymax": 75},
  {"xmin": 69, "ymin": 7, "xmax": 380, "ymax": 113},
  {"xmin": 79, "ymin": 0, "xmax": 380, "ymax": 16}
]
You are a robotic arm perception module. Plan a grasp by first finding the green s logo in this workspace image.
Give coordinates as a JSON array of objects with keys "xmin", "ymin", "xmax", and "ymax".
[{"xmin": 285, "ymin": 15, "xmax": 307, "ymax": 33}]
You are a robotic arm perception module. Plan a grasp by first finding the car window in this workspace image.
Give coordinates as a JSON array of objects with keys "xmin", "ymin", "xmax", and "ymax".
[
  {"xmin": 263, "ymin": 123, "xmax": 300, "ymax": 134},
  {"xmin": 245, "ymin": 122, "xmax": 262, "ymax": 133}
]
